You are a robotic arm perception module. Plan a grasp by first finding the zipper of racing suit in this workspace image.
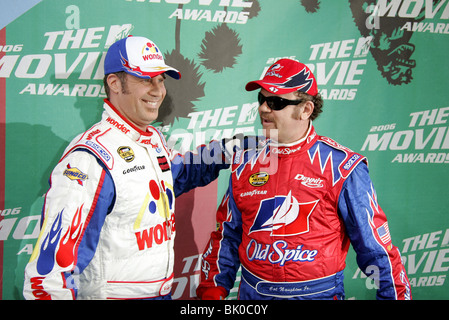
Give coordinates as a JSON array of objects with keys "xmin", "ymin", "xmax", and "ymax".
[{"xmin": 144, "ymin": 144, "xmax": 173, "ymax": 281}]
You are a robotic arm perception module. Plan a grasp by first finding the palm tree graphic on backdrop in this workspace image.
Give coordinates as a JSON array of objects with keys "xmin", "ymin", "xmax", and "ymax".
[{"xmin": 157, "ymin": 2, "xmax": 261, "ymax": 126}]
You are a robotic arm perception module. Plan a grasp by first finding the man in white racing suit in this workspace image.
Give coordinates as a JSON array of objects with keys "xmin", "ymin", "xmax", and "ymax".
[{"xmin": 23, "ymin": 36, "xmax": 230, "ymax": 300}]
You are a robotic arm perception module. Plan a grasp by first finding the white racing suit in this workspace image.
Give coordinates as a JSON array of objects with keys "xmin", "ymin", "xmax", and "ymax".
[{"xmin": 23, "ymin": 100, "xmax": 229, "ymax": 300}]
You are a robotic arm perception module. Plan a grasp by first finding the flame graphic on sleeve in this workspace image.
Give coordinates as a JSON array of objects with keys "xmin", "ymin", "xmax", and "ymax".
[
  {"xmin": 56, "ymin": 205, "xmax": 85, "ymax": 269},
  {"xmin": 29, "ymin": 208, "xmax": 50, "ymax": 263},
  {"xmin": 36, "ymin": 211, "xmax": 63, "ymax": 275}
]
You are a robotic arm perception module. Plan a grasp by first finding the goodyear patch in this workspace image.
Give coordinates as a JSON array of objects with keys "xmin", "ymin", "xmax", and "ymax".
[
  {"xmin": 249, "ymin": 172, "xmax": 269, "ymax": 187},
  {"xmin": 117, "ymin": 146, "xmax": 135, "ymax": 162},
  {"xmin": 63, "ymin": 164, "xmax": 88, "ymax": 186}
]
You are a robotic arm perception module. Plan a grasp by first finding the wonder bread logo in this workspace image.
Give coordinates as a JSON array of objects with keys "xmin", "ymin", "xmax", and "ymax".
[
  {"xmin": 63, "ymin": 164, "xmax": 88, "ymax": 186},
  {"xmin": 142, "ymin": 42, "xmax": 163, "ymax": 61}
]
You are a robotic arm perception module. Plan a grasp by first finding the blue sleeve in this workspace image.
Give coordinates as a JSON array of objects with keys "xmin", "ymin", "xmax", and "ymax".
[
  {"xmin": 62, "ymin": 152, "xmax": 116, "ymax": 297},
  {"xmin": 338, "ymin": 162, "xmax": 411, "ymax": 300},
  {"xmin": 214, "ymin": 182, "xmax": 243, "ymax": 291},
  {"xmin": 198, "ymin": 179, "xmax": 243, "ymax": 294},
  {"xmin": 23, "ymin": 149, "xmax": 116, "ymax": 300},
  {"xmin": 73, "ymin": 154, "xmax": 115, "ymax": 274},
  {"xmin": 171, "ymin": 140, "xmax": 230, "ymax": 197}
]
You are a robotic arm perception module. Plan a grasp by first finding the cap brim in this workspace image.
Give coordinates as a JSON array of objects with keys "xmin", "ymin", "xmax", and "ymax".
[
  {"xmin": 245, "ymin": 80, "xmax": 262, "ymax": 91},
  {"xmin": 164, "ymin": 68, "xmax": 181, "ymax": 80},
  {"xmin": 125, "ymin": 65, "xmax": 181, "ymax": 80}
]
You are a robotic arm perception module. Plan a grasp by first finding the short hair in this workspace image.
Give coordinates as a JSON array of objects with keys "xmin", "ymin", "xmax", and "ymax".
[
  {"xmin": 103, "ymin": 71, "xmax": 128, "ymax": 99},
  {"xmin": 294, "ymin": 90, "xmax": 323, "ymax": 121}
]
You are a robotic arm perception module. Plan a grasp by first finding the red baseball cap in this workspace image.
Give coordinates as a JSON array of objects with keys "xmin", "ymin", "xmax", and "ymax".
[{"xmin": 245, "ymin": 58, "xmax": 318, "ymax": 95}]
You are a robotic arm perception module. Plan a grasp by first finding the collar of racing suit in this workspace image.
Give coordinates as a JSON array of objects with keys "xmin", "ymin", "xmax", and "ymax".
[
  {"xmin": 102, "ymin": 99, "xmax": 169, "ymax": 153},
  {"xmin": 265, "ymin": 121, "xmax": 317, "ymax": 156}
]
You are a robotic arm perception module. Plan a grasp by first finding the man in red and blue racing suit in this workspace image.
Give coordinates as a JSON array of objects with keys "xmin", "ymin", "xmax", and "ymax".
[
  {"xmin": 197, "ymin": 58, "xmax": 411, "ymax": 300},
  {"xmin": 23, "ymin": 36, "xmax": 232, "ymax": 300}
]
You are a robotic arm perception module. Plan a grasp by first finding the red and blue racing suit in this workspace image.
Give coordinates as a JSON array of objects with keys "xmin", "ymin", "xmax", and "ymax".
[{"xmin": 197, "ymin": 125, "xmax": 411, "ymax": 300}]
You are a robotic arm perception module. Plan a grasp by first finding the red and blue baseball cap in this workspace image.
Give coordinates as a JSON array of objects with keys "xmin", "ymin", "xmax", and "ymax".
[
  {"xmin": 245, "ymin": 58, "xmax": 317, "ymax": 95},
  {"xmin": 104, "ymin": 35, "xmax": 181, "ymax": 80}
]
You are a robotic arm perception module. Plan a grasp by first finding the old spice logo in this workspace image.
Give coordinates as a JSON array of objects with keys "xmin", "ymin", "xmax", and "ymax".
[
  {"xmin": 246, "ymin": 239, "xmax": 318, "ymax": 267},
  {"xmin": 272, "ymin": 145, "xmax": 302, "ymax": 155},
  {"xmin": 106, "ymin": 117, "xmax": 131, "ymax": 134},
  {"xmin": 294, "ymin": 174, "xmax": 324, "ymax": 188},
  {"xmin": 307, "ymin": 131, "xmax": 317, "ymax": 144}
]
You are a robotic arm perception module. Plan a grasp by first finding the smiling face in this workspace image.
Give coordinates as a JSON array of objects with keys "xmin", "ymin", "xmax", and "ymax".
[
  {"xmin": 107, "ymin": 72, "xmax": 166, "ymax": 131},
  {"xmin": 258, "ymin": 88, "xmax": 314, "ymax": 144}
]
